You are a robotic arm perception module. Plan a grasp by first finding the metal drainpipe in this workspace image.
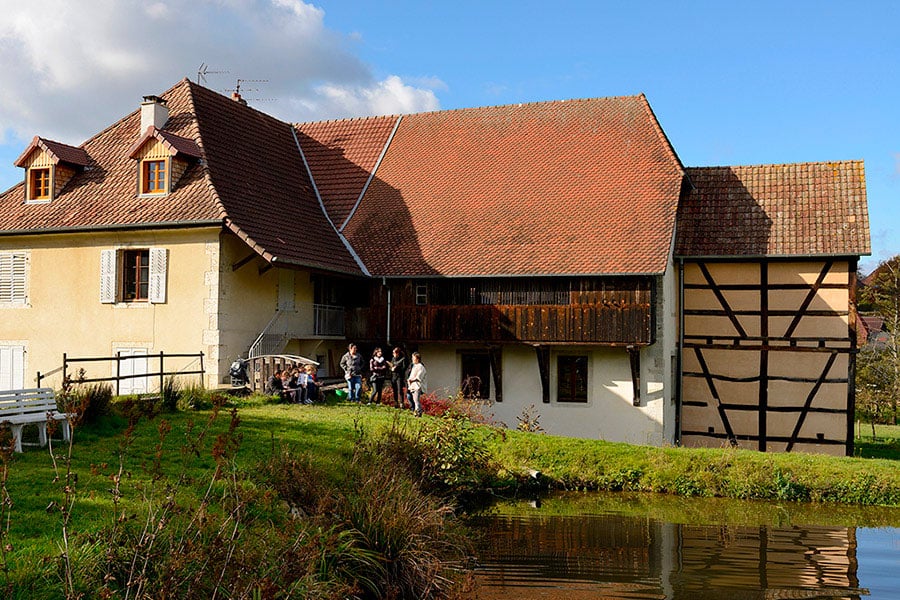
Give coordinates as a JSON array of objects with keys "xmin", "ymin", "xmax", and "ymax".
[
  {"xmin": 675, "ymin": 258, "xmax": 685, "ymax": 446},
  {"xmin": 384, "ymin": 278, "xmax": 391, "ymax": 345}
]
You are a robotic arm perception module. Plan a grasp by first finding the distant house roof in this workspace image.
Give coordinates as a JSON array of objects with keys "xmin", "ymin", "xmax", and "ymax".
[
  {"xmin": 676, "ymin": 162, "xmax": 870, "ymax": 258},
  {"xmin": 14, "ymin": 136, "xmax": 90, "ymax": 167},
  {"xmin": 334, "ymin": 95, "xmax": 686, "ymax": 276}
]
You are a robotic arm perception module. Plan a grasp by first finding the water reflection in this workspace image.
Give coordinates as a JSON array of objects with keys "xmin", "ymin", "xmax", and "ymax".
[{"xmin": 471, "ymin": 493, "xmax": 900, "ymax": 600}]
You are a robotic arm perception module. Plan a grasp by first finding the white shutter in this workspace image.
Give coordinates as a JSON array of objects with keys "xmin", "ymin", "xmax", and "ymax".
[
  {"xmin": 0, "ymin": 252, "xmax": 27, "ymax": 304},
  {"xmin": 149, "ymin": 247, "xmax": 167, "ymax": 304},
  {"xmin": 0, "ymin": 345, "xmax": 25, "ymax": 391},
  {"xmin": 116, "ymin": 348, "xmax": 148, "ymax": 395},
  {"xmin": 100, "ymin": 249, "xmax": 117, "ymax": 303}
]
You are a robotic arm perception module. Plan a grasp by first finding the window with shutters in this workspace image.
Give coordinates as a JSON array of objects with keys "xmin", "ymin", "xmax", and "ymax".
[
  {"xmin": 100, "ymin": 247, "xmax": 167, "ymax": 304},
  {"xmin": 0, "ymin": 252, "xmax": 27, "ymax": 304}
]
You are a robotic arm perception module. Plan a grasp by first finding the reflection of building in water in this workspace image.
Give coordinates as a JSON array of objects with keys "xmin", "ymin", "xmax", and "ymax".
[{"xmin": 474, "ymin": 515, "xmax": 863, "ymax": 600}]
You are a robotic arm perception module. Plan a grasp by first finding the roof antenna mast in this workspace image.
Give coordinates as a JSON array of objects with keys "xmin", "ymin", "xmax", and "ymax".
[
  {"xmin": 196, "ymin": 63, "xmax": 229, "ymax": 85},
  {"xmin": 226, "ymin": 78, "xmax": 274, "ymax": 105}
]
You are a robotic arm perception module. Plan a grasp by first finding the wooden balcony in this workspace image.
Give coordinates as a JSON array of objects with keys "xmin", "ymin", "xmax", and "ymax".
[{"xmin": 348, "ymin": 302, "xmax": 652, "ymax": 345}]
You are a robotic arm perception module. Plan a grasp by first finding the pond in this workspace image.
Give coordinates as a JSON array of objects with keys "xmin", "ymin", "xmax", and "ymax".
[{"xmin": 469, "ymin": 492, "xmax": 900, "ymax": 600}]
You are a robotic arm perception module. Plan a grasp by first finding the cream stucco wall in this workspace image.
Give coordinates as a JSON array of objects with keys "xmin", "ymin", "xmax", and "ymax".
[
  {"xmin": 0, "ymin": 228, "xmax": 221, "ymax": 390},
  {"xmin": 418, "ymin": 337, "xmax": 673, "ymax": 445}
]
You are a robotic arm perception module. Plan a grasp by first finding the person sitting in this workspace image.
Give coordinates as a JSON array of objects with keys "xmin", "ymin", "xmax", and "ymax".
[
  {"xmin": 265, "ymin": 369, "xmax": 284, "ymax": 396},
  {"xmin": 303, "ymin": 365, "xmax": 318, "ymax": 404}
]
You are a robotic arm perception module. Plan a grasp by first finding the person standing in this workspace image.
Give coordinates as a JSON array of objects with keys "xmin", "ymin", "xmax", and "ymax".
[
  {"xmin": 389, "ymin": 347, "xmax": 408, "ymax": 409},
  {"xmin": 340, "ymin": 343, "xmax": 363, "ymax": 402},
  {"xmin": 407, "ymin": 352, "xmax": 427, "ymax": 417},
  {"xmin": 368, "ymin": 347, "xmax": 389, "ymax": 405}
]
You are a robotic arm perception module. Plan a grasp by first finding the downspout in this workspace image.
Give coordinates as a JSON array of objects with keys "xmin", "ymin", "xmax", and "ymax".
[
  {"xmin": 675, "ymin": 257, "xmax": 685, "ymax": 446},
  {"xmin": 384, "ymin": 277, "xmax": 391, "ymax": 346}
]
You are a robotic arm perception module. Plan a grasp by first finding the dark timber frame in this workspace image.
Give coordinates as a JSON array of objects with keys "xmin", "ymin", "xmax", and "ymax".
[{"xmin": 679, "ymin": 258, "xmax": 857, "ymax": 454}]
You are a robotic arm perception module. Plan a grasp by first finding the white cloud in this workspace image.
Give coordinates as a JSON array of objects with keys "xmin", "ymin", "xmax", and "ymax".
[{"xmin": 0, "ymin": 0, "xmax": 441, "ymax": 144}]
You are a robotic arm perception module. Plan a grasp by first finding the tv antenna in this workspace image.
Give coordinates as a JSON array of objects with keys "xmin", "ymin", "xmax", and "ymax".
[
  {"xmin": 196, "ymin": 63, "xmax": 228, "ymax": 85},
  {"xmin": 225, "ymin": 78, "xmax": 275, "ymax": 104}
]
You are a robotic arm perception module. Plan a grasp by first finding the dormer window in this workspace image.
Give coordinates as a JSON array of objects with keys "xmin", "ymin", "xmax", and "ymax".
[
  {"xmin": 29, "ymin": 168, "xmax": 51, "ymax": 201},
  {"xmin": 14, "ymin": 137, "xmax": 90, "ymax": 204},
  {"xmin": 128, "ymin": 123, "xmax": 202, "ymax": 198},
  {"xmin": 142, "ymin": 159, "xmax": 167, "ymax": 195}
]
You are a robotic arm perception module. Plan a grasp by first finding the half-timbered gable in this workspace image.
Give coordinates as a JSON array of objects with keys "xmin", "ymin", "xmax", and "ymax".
[{"xmin": 675, "ymin": 162, "xmax": 870, "ymax": 455}]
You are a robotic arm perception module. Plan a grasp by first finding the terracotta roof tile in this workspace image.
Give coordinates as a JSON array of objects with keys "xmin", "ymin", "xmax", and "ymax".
[
  {"xmin": 676, "ymin": 162, "xmax": 870, "ymax": 257},
  {"xmin": 14, "ymin": 136, "xmax": 91, "ymax": 167},
  {"xmin": 342, "ymin": 96, "xmax": 686, "ymax": 276},
  {"xmin": 294, "ymin": 116, "xmax": 399, "ymax": 229},
  {"xmin": 0, "ymin": 80, "xmax": 361, "ymax": 275}
]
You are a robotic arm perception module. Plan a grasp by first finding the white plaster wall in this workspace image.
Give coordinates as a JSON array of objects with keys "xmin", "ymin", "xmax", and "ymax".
[{"xmin": 418, "ymin": 342, "xmax": 668, "ymax": 446}]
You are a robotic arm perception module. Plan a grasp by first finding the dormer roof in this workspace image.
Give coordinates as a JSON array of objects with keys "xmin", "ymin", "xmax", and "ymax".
[
  {"xmin": 127, "ymin": 126, "xmax": 202, "ymax": 160},
  {"xmin": 14, "ymin": 136, "xmax": 90, "ymax": 168}
]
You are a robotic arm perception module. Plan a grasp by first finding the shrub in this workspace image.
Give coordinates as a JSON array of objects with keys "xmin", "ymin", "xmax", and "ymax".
[
  {"xmin": 69, "ymin": 382, "xmax": 113, "ymax": 425},
  {"xmin": 160, "ymin": 376, "xmax": 180, "ymax": 412},
  {"xmin": 176, "ymin": 383, "xmax": 213, "ymax": 411}
]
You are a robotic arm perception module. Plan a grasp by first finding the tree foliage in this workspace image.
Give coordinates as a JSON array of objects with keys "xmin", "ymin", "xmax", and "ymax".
[{"xmin": 857, "ymin": 256, "xmax": 900, "ymax": 427}]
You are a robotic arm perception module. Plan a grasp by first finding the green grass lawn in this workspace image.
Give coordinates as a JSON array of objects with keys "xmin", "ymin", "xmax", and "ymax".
[
  {"xmin": 855, "ymin": 423, "xmax": 900, "ymax": 459},
  {"xmin": 3, "ymin": 398, "xmax": 899, "ymax": 597}
]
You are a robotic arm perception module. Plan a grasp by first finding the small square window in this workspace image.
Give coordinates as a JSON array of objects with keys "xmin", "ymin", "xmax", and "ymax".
[
  {"xmin": 461, "ymin": 353, "xmax": 491, "ymax": 399},
  {"xmin": 415, "ymin": 284, "xmax": 427, "ymax": 305},
  {"xmin": 29, "ymin": 168, "xmax": 51, "ymax": 200},
  {"xmin": 142, "ymin": 160, "xmax": 167, "ymax": 194},
  {"xmin": 557, "ymin": 355, "xmax": 588, "ymax": 403}
]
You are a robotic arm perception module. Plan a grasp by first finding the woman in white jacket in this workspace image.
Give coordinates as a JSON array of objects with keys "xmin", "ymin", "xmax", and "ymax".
[{"xmin": 407, "ymin": 352, "xmax": 427, "ymax": 417}]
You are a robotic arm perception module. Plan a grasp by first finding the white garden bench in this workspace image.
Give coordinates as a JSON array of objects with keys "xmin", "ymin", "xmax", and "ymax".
[{"xmin": 0, "ymin": 388, "xmax": 71, "ymax": 453}]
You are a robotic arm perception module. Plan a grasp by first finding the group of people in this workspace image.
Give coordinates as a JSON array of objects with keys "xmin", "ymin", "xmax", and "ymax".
[
  {"xmin": 340, "ymin": 343, "xmax": 427, "ymax": 417},
  {"xmin": 264, "ymin": 363, "xmax": 319, "ymax": 404}
]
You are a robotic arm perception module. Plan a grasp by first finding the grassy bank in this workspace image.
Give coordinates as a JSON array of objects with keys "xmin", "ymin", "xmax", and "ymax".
[{"xmin": 2, "ymin": 394, "xmax": 899, "ymax": 597}]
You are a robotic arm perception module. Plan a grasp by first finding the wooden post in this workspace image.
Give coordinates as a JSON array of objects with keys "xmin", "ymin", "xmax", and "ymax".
[
  {"xmin": 199, "ymin": 351, "xmax": 205, "ymax": 389},
  {"xmin": 846, "ymin": 259, "xmax": 858, "ymax": 457},
  {"xmin": 535, "ymin": 346, "xmax": 550, "ymax": 403},
  {"xmin": 627, "ymin": 345, "xmax": 641, "ymax": 406},
  {"xmin": 758, "ymin": 261, "xmax": 768, "ymax": 452},
  {"xmin": 489, "ymin": 347, "xmax": 503, "ymax": 402},
  {"xmin": 159, "ymin": 351, "xmax": 165, "ymax": 394},
  {"xmin": 115, "ymin": 351, "xmax": 121, "ymax": 396},
  {"xmin": 62, "ymin": 353, "xmax": 68, "ymax": 390}
]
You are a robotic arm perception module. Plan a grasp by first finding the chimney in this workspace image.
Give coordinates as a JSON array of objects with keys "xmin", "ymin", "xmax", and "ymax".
[
  {"xmin": 231, "ymin": 91, "xmax": 247, "ymax": 106},
  {"xmin": 140, "ymin": 95, "xmax": 169, "ymax": 133}
]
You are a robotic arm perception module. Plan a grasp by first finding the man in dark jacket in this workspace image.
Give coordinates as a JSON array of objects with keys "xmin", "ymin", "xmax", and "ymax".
[
  {"xmin": 339, "ymin": 343, "xmax": 363, "ymax": 402},
  {"xmin": 389, "ymin": 347, "xmax": 409, "ymax": 409}
]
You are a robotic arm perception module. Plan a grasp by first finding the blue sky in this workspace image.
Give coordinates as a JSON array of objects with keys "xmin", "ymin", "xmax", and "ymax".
[{"xmin": 1, "ymin": 0, "xmax": 897, "ymax": 271}]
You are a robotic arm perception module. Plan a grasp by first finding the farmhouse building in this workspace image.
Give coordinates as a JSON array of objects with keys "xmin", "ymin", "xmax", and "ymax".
[{"xmin": 0, "ymin": 79, "xmax": 869, "ymax": 454}]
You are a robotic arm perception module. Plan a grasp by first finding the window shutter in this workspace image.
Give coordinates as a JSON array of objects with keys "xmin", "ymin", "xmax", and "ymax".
[
  {"xmin": 100, "ymin": 249, "xmax": 116, "ymax": 303},
  {"xmin": 149, "ymin": 247, "xmax": 168, "ymax": 304},
  {"xmin": 0, "ymin": 345, "xmax": 25, "ymax": 390},
  {"xmin": 0, "ymin": 252, "xmax": 27, "ymax": 303}
]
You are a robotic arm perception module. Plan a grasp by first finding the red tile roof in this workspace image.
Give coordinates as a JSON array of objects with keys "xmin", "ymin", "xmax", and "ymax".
[
  {"xmin": 127, "ymin": 127, "xmax": 202, "ymax": 159},
  {"xmin": 187, "ymin": 82, "xmax": 360, "ymax": 274},
  {"xmin": 1, "ymin": 81, "xmax": 870, "ymax": 279},
  {"xmin": 0, "ymin": 80, "xmax": 361, "ymax": 275},
  {"xmin": 340, "ymin": 95, "xmax": 686, "ymax": 276},
  {"xmin": 295, "ymin": 116, "xmax": 399, "ymax": 230},
  {"xmin": 676, "ymin": 162, "xmax": 870, "ymax": 257},
  {"xmin": 14, "ymin": 136, "xmax": 90, "ymax": 167}
]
